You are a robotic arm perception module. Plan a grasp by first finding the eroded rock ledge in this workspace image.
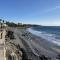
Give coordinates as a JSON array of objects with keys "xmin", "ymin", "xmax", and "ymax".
[{"xmin": 5, "ymin": 41, "xmax": 22, "ymax": 60}]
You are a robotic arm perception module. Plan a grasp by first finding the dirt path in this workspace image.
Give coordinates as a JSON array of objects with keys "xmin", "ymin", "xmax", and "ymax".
[{"xmin": 0, "ymin": 29, "xmax": 6, "ymax": 60}]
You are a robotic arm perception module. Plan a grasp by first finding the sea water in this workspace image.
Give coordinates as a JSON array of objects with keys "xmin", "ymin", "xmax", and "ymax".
[{"xmin": 27, "ymin": 26, "xmax": 60, "ymax": 46}]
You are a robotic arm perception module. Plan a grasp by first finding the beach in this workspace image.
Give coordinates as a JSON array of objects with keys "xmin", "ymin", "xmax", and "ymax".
[{"xmin": 9, "ymin": 28, "xmax": 60, "ymax": 60}]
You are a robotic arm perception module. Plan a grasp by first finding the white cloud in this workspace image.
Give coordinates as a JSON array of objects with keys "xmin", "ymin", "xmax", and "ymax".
[{"xmin": 44, "ymin": 6, "xmax": 60, "ymax": 13}]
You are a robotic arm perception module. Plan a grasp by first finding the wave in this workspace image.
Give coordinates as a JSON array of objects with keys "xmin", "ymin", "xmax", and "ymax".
[{"xmin": 27, "ymin": 28, "xmax": 60, "ymax": 46}]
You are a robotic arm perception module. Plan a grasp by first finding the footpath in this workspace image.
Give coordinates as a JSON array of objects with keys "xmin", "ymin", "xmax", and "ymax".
[{"xmin": 0, "ymin": 29, "xmax": 6, "ymax": 60}]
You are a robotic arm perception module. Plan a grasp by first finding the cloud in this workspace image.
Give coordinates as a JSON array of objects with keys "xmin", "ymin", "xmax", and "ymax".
[{"xmin": 44, "ymin": 6, "xmax": 60, "ymax": 13}]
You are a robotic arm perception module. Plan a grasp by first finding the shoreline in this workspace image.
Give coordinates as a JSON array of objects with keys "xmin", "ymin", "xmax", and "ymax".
[
  {"xmin": 26, "ymin": 28, "xmax": 60, "ymax": 56},
  {"xmin": 19, "ymin": 29, "xmax": 60, "ymax": 55},
  {"xmin": 9, "ymin": 28, "xmax": 60, "ymax": 60},
  {"xmin": 27, "ymin": 28, "xmax": 60, "ymax": 46}
]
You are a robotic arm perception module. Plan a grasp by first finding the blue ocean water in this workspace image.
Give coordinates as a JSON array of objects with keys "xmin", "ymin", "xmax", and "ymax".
[{"xmin": 27, "ymin": 26, "xmax": 60, "ymax": 46}]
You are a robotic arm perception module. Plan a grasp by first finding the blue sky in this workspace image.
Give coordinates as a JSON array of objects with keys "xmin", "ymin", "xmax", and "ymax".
[{"xmin": 0, "ymin": 0, "xmax": 60, "ymax": 26}]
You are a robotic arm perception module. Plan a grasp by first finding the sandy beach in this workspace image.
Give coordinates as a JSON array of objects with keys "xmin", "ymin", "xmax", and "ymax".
[{"xmin": 9, "ymin": 28, "xmax": 60, "ymax": 60}]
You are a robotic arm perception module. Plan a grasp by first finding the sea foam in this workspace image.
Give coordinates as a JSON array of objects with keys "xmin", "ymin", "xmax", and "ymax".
[{"xmin": 27, "ymin": 28, "xmax": 60, "ymax": 46}]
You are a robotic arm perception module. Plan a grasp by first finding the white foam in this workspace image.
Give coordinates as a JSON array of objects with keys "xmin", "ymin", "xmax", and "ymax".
[{"xmin": 27, "ymin": 28, "xmax": 60, "ymax": 46}]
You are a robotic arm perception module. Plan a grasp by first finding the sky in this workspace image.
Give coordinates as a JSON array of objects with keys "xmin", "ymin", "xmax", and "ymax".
[{"xmin": 0, "ymin": 0, "xmax": 60, "ymax": 26}]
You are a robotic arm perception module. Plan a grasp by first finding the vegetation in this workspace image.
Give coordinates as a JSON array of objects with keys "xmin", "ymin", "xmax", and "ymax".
[{"xmin": 0, "ymin": 18, "xmax": 41, "ymax": 29}]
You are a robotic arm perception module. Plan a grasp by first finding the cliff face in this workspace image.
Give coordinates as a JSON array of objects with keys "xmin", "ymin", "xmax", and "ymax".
[
  {"xmin": 5, "ymin": 30, "xmax": 22, "ymax": 60},
  {"xmin": 5, "ymin": 41, "xmax": 22, "ymax": 60}
]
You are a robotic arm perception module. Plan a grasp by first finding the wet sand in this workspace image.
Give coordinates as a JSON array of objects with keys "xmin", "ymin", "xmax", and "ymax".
[{"xmin": 11, "ymin": 28, "xmax": 60, "ymax": 60}]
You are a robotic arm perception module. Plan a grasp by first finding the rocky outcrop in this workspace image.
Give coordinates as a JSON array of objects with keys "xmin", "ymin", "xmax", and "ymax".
[{"xmin": 5, "ymin": 41, "xmax": 22, "ymax": 60}]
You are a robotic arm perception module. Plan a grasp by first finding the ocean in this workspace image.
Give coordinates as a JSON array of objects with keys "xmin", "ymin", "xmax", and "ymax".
[{"xmin": 27, "ymin": 26, "xmax": 60, "ymax": 46}]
